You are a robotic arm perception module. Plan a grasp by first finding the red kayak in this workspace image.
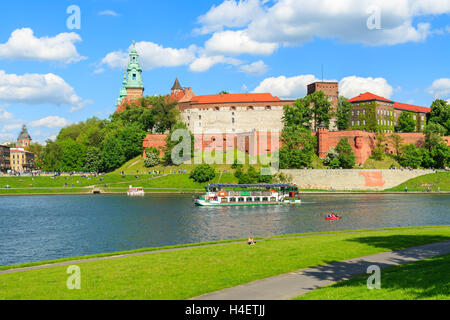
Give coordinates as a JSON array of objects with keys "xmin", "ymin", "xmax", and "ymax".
[{"xmin": 326, "ymin": 216, "xmax": 341, "ymax": 221}]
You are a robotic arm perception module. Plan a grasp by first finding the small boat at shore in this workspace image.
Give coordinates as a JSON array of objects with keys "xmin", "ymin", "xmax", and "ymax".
[
  {"xmin": 195, "ymin": 184, "xmax": 301, "ymax": 206},
  {"xmin": 127, "ymin": 186, "xmax": 145, "ymax": 196}
]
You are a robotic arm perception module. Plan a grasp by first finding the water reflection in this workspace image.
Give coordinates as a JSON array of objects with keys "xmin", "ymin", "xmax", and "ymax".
[{"xmin": 0, "ymin": 194, "xmax": 449, "ymax": 266}]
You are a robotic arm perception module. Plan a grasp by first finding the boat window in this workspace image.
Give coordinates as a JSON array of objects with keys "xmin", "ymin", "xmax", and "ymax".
[
  {"xmin": 246, "ymin": 197, "xmax": 253, "ymax": 202},
  {"xmin": 254, "ymin": 197, "xmax": 260, "ymax": 202},
  {"xmin": 262, "ymin": 197, "xmax": 268, "ymax": 202},
  {"xmin": 238, "ymin": 197, "xmax": 245, "ymax": 202},
  {"xmin": 230, "ymin": 197, "xmax": 236, "ymax": 202}
]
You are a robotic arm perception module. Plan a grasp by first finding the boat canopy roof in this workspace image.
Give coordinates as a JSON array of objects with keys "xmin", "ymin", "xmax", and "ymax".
[{"xmin": 206, "ymin": 184, "xmax": 293, "ymax": 188}]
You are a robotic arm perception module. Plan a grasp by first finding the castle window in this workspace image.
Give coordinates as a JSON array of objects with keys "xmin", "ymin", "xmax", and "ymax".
[
  {"xmin": 352, "ymin": 121, "xmax": 354, "ymax": 126},
  {"xmin": 215, "ymin": 107, "xmax": 220, "ymax": 111},
  {"xmin": 266, "ymin": 106, "xmax": 271, "ymax": 110},
  {"xmin": 231, "ymin": 106, "xmax": 236, "ymax": 111},
  {"xmin": 132, "ymin": 74, "xmax": 136, "ymax": 80},
  {"xmin": 232, "ymin": 118, "xmax": 235, "ymax": 124},
  {"xmin": 199, "ymin": 115, "xmax": 201, "ymax": 120},
  {"xmin": 247, "ymin": 106, "xmax": 254, "ymax": 110}
]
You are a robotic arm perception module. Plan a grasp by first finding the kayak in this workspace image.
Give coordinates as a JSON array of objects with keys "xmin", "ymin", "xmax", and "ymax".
[{"xmin": 326, "ymin": 216, "xmax": 341, "ymax": 221}]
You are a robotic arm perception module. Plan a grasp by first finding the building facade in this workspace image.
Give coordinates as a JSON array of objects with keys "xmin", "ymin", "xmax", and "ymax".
[
  {"xmin": 348, "ymin": 92, "xmax": 430, "ymax": 133},
  {"xmin": 17, "ymin": 125, "xmax": 32, "ymax": 147},
  {"xmin": 10, "ymin": 148, "xmax": 34, "ymax": 173},
  {"xmin": 0, "ymin": 145, "xmax": 11, "ymax": 173}
]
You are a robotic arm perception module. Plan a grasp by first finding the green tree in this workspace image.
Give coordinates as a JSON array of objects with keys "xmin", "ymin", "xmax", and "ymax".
[
  {"xmin": 144, "ymin": 147, "xmax": 160, "ymax": 168},
  {"xmin": 41, "ymin": 140, "xmax": 62, "ymax": 172},
  {"xmin": 336, "ymin": 138, "xmax": 356, "ymax": 169},
  {"xmin": 337, "ymin": 97, "xmax": 354, "ymax": 130},
  {"xmin": 102, "ymin": 136, "xmax": 126, "ymax": 172},
  {"xmin": 399, "ymin": 144, "xmax": 423, "ymax": 168},
  {"xmin": 324, "ymin": 147, "xmax": 340, "ymax": 168},
  {"xmin": 371, "ymin": 133, "xmax": 388, "ymax": 161},
  {"xmin": 85, "ymin": 147, "xmax": 103, "ymax": 172},
  {"xmin": 59, "ymin": 139, "xmax": 87, "ymax": 172},
  {"xmin": 397, "ymin": 112, "xmax": 416, "ymax": 132},
  {"xmin": 428, "ymin": 99, "xmax": 450, "ymax": 135},
  {"xmin": 27, "ymin": 142, "xmax": 45, "ymax": 170},
  {"xmin": 388, "ymin": 134, "xmax": 404, "ymax": 159},
  {"xmin": 279, "ymin": 126, "xmax": 316, "ymax": 169},
  {"xmin": 307, "ymin": 91, "xmax": 332, "ymax": 130},
  {"xmin": 189, "ymin": 164, "xmax": 216, "ymax": 183}
]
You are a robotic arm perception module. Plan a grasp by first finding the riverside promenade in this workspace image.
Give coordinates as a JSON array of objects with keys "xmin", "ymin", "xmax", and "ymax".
[{"xmin": 192, "ymin": 240, "xmax": 450, "ymax": 300}]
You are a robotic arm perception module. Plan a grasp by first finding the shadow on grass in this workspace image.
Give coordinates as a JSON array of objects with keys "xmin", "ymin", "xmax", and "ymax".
[
  {"xmin": 300, "ymin": 253, "xmax": 450, "ymax": 300},
  {"xmin": 298, "ymin": 235, "xmax": 450, "ymax": 299}
]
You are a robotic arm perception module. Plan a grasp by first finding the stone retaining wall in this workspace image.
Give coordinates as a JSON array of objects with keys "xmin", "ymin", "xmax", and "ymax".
[{"xmin": 280, "ymin": 169, "xmax": 435, "ymax": 191}]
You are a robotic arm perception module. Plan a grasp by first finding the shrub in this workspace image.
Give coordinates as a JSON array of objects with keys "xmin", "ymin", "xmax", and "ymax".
[
  {"xmin": 144, "ymin": 147, "xmax": 160, "ymax": 168},
  {"xmin": 189, "ymin": 164, "xmax": 216, "ymax": 183},
  {"xmin": 336, "ymin": 138, "xmax": 356, "ymax": 169}
]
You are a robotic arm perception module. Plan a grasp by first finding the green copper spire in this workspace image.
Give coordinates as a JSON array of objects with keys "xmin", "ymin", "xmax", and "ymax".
[
  {"xmin": 125, "ymin": 42, "xmax": 143, "ymax": 88},
  {"xmin": 116, "ymin": 72, "xmax": 128, "ymax": 105}
]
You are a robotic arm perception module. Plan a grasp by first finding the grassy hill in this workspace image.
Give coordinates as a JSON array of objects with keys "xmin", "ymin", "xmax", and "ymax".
[{"xmin": 386, "ymin": 171, "xmax": 450, "ymax": 192}]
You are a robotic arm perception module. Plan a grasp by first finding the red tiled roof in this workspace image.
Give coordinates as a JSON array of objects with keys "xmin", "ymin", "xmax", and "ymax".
[
  {"xmin": 189, "ymin": 93, "xmax": 281, "ymax": 104},
  {"xmin": 348, "ymin": 92, "xmax": 394, "ymax": 103},
  {"xmin": 394, "ymin": 102, "xmax": 430, "ymax": 113}
]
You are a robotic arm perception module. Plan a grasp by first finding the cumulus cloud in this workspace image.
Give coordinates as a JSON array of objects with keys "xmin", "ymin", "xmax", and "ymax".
[
  {"xmin": 199, "ymin": 0, "xmax": 450, "ymax": 51},
  {"xmin": 204, "ymin": 30, "xmax": 278, "ymax": 55},
  {"xmin": 239, "ymin": 60, "xmax": 268, "ymax": 75},
  {"xmin": 339, "ymin": 76, "xmax": 394, "ymax": 99},
  {"xmin": 99, "ymin": 10, "xmax": 120, "ymax": 17},
  {"xmin": 252, "ymin": 74, "xmax": 394, "ymax": 99},
  {"xmin": 196, "ymin": 0, "xmax": 265, "ymax": 34},
  {"xmin": 101, "ymin": 41, "xmax": 197, "ymax": 70},
  {"xmin": 1, "ymin": 123, "xmax": 22, "ymax": 132},
  {"xmin": 252, "ymin": 74, "xmax": 321, "ymax": 99},
  {"xmin": 30, "ymin": 116, "xmax": 71, "ymax": 129},
  {"xmin": 189, "ymin": 55, "xmax": 242, "ymax": 72},
  {"xmin": 0, "ymin": 106, "xmax": 13, "ymax": 121},
  {"xmin": 427, "ymin": 78, "xmax": 450, "ymax": 99},
  {"xmin": 0, "ymin": 28, "xmax": 85, "ymax": 63},
  {"xmin": 0, "ymin": 70, "xmax": 90, "ymax": 111}
]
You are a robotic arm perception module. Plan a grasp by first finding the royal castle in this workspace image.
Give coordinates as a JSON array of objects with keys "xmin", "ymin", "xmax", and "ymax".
[{"xmin": 115, "ymin": 45, "xmax": 448, "ymax": 164}]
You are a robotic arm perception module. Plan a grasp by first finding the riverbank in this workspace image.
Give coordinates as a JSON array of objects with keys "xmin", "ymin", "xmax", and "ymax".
[
  {"xmin": 0, "ymin": 226, "xmax": 449, "ymax": 299},
  {"xmin": 0, "ymin": 171, "xmax": 449, "ymax": 195}
]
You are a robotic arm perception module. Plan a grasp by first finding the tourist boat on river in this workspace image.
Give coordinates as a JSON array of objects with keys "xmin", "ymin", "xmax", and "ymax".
[
  {"xmin": 127, "ymin": 185, "xmax": 145, "ymax": 196},
  {"xmin": 195, "ymin": 184, "xmax": 301, "ymax": 206}
]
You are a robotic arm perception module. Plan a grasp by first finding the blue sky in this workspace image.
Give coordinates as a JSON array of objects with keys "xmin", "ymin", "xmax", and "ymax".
[{"xmin": 0, "ymin": 0, "xmax": 449, "ymax": 143}]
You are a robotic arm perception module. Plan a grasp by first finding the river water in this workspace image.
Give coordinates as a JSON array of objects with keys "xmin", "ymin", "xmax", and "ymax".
[{"xmin": 0, "ymin": 193, "xmax": 449, "ymax": 266}]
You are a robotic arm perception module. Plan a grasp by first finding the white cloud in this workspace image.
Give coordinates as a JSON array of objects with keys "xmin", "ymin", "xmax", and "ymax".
[
  {"xmin": 0, "ymin": 28, "xmax": 85, "ymax": 63},
  {"xmin": 204, "ymin": 30, "xmax": 278, "ymax": 55},
  {"xmin": 1, "ymin": 123, "xmax": 21, "ymax": 132},
  {"xmin": 239, "ymin": 60, "xmax": 268, "ymax": 75},
  {"xmin": 99, "ymin": 10, "xmax": 120, "ymax": 17},
  {"xmin": 30, "ymin": 116, "xmax": 71, "ymax": 129},
  {"xmin": 252, "ymin": 74, "xmax": 321, "ymax": 99},
  {"xmin": 101, "ymin": 42, "xmax": 197, "ymax": 70},
  {"xmin": 252, "ymin": 74, "xmax": 394, "ymax": 99},
  {"xmin": 196, "ymin": 0, "xmax": 265, "ymax": 34},
  {"xmin": 427, "ymin": 78, "xmax": 450, "ymax": 99},
  {"xmin": 0, "ymin": 106, "xmax": 13, "ymax": 121},
  {"xmin": 189, "ymin": 55, "xmax": 242, "ymax": 72},
  {"xmin": 339, "ymin": 76, "xmax": 394, "ymax": 99},
  {"xmin": 0, "ymin": 70, "xmax": 90, "ymax": 110},
  {"xmin": 199, "ymin": 0, "xmax": 450, "ymax": 50}
]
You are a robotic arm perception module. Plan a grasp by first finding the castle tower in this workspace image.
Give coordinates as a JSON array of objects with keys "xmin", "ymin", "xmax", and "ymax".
[
  {"xmin": 17, "ymin": 125, "xmax": 32, "ymax": 147},
  {"xmin": 115, "ymin": 42, "xmax": 144, "ymax": 112},
  {"xmin": 171, "ymin": 78, "xmax": 183, "ymax": 95}
]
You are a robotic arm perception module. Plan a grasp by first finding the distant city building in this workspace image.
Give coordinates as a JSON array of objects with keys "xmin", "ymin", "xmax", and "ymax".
[
  {"xmin": 348, "ymin": 92, "xmax": 430, "ymax": 132},
  {"xmin": 115, "ymin": 42, "xmax": 145, "ymax": 113},
  {"xmin": 10, "ymin": 148, "xmax": 34, "ymax": 173},
  {"xmin": 0, "ymin": 145, "xmax": 11, "ymax": 173},
  {"xmin": 17, "ymin": 125, "xmax": 32, "ymax": 147}
]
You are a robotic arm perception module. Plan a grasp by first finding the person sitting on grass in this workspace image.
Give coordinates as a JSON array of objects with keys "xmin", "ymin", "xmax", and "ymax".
[{"xmin": 248, "ymin": 236, "xmax": 256, "ymax": 245}]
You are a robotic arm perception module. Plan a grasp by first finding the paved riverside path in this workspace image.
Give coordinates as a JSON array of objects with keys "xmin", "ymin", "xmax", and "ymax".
[{"xmin": 192, "ymin": 240, "xmax": 450, "ymax": 300}]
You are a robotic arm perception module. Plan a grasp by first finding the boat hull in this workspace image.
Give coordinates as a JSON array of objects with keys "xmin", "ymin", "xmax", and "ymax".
[{"xmin": 195, "ymin": 199, "xmax": 301, "ymax": 207}]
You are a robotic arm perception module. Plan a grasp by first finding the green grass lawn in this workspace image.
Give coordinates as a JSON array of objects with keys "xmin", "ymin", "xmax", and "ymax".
[
  {"xmin": 296, "ymin": 253, "xmax": 450, "ymax": 300},
  {"xmin": 386, "ymin": 171, "xmax": 450, "ymax": 192},
  {"xmin": 0, "ymin": 226, "xmax": 449, "ymax": 300}
]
